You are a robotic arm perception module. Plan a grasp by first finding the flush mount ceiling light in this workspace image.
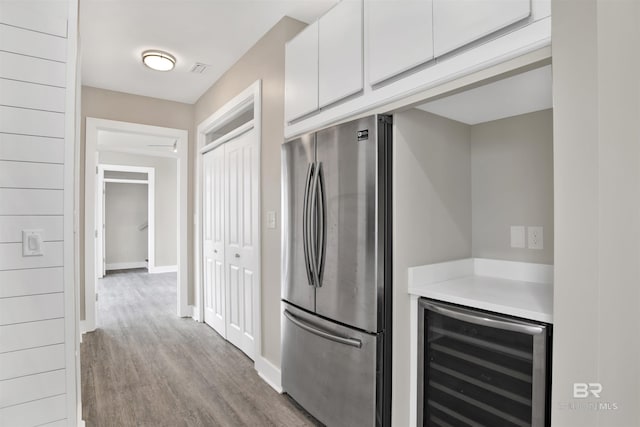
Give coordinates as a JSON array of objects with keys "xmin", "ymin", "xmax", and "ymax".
[{"xmin": 142, "ymin": 50, "xmax": 176, "ymax": 71}]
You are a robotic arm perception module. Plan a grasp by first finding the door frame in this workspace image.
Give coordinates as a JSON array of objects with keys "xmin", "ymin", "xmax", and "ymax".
[
  {"xmin": 84, "ymin": 118, "xmax": 189, "ymax": 333},
  {"xmin": 195, "ymin": 80, "xmax": 263, "ymax": 363},
  {"xmin": 97, "ymin": 164, "xmax": 155, "ymax": 276}
]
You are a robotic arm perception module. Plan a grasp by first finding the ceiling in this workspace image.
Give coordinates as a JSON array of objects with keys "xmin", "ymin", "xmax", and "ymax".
[
  {"xmin": 416, "ymin": 65, "xmax": 552, "ymax": 125},
  {"xmin": 80, "ymin": 0, "xmax": 337, "ymax": 104}
]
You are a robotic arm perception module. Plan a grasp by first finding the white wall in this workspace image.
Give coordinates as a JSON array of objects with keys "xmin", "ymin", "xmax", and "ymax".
[
  {"xmin": 105, "ymin": 182, "xmax": 148, "ymax": 268},
  {"xmin": 552, "ymin": 1, "xmax": 640, "ymax": 425},
  {"xmin": 0, "ymin": 1, "xmax": 78, "ymax": 425},
  {"xmin": 99, "ymin": 151, "xmax": 177, "ymax": 268},
  {"xmin": 471, "ymin": 109, "xmax": 554, "ymax": 264},
  {"xmin": 392, "ymin": 108, "xmax": 472, "ymax": 426}
]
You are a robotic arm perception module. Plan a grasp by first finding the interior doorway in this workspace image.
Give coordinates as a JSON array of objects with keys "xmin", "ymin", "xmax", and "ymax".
[
  {"xmin": 97, "ymin": 164, "xmax": 154, "ymax": 277},
  {"xmin": 84, "ymin": 118, "xmax": 189, "ymax": 333}
]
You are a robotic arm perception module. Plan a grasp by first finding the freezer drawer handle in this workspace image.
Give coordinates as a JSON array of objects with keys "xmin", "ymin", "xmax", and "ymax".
[
  {"xmin": 284, "ymin": 310, "xmax": 362, "ymax": 348},
  {"xmin": 421, "ymin": 301, "xmax": 545, "ymax": 335}
]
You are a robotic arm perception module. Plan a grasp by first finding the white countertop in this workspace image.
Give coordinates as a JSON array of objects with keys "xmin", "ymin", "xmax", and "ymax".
[{"xmin": 408, "ymin": 258, "xmax": 553, "ymax": 323}]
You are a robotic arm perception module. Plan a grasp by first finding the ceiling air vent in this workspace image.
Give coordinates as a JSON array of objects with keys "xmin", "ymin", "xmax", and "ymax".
[{"xmin": 190, "ymin": 63, "xmax": 209, "ymax": 74}]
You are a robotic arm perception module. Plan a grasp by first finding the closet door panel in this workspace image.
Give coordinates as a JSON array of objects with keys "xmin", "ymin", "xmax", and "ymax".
[
  {"xmin": 224, "ymin": 128, "xmax": 258, "ymax": 360},
  {"xmin": 202, "ymin": 147, "xmax": 226, "ymax": 336}
]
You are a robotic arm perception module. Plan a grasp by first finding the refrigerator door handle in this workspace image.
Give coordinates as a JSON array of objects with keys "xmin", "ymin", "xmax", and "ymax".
[
  {"xmin": 309, "ymin": 162, "xmax": 321, "ymax": 287},
  {"xmin": 316, "ymin": 162, "xmax": 326, "ymax": 287},
  {"xmin": 302, "ymin": 163, "xmax": 315, "ymax": 286},
  {"xmin": 284, "ymin": 310, "xmax": 362, "ymax": 348}
]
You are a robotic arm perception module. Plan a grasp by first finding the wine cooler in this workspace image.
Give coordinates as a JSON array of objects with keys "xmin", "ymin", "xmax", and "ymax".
[{"xmin": 418, "ymin": 298, "xmax": 552, "ymax": 427}]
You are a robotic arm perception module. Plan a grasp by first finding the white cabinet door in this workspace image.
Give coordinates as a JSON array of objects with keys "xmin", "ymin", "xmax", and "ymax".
[
  {"xmin": 224, "ymin": 129, "xmax": 259, "ymax": 360},
  {"xmin": 319, "ymin": 0, "xmax": 363, "ymax": 107},
  {"xmin": 367, "ymin": 0, "xmax": 434, "ymax": 86},
  {"xmin": 284, "ymin": 21, "xmax": 319, "ymax": 123},
  {"xmin": 433, "ymin": 0, "xmax": 531, "ymax": 57},
  {"xmin": 202, "ymin": 147, "xmax": 226, "ymax": 337}
]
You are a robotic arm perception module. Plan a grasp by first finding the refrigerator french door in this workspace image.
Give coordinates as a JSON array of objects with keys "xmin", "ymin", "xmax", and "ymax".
[{"xmin": 281, "ymin": 115, "xmax": 392, "ymax": 427}]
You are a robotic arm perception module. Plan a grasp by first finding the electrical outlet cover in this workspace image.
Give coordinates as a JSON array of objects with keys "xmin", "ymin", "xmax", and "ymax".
[
  {"xmin": 510, "ymin": 226, "xmax": 526, "ymax": 248},
  {"xmin": 266, "ymin": 211, "xmax": 277, "ymax": 229},
  {"xmin": 528, "ymin": 226, "xmax": 544, "ymax": 250}
]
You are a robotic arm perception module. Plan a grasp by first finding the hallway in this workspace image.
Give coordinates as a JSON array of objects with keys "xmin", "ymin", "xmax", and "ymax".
[{"xmin": 81, "ymin": 270, "xmax": 318, "ymax": 426}]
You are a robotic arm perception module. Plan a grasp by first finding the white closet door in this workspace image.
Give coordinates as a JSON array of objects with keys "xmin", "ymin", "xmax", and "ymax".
[
  {"xmin": 224, "ymin": 128, "xmax": 259, "ymax": 360},
  {"xmin": 202, "ymin": 147, "xmax": 226, "ymax": 336}
]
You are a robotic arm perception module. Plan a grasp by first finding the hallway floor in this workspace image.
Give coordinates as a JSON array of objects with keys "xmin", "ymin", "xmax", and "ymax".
[{"xmin": 81, "ymin": 269, "xmax": 319, "ymax": 426}]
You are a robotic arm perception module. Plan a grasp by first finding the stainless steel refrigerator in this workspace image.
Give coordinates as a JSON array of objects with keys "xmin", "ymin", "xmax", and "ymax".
[{"xmin": 281, "ymin": 115, "xmax": 392, "ymax": 427}]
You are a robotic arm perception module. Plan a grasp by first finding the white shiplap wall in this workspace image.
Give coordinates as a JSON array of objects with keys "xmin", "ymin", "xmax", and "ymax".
[{"xmin": 0, "ymin": 1, "xmax": 78, "ymax": 426}]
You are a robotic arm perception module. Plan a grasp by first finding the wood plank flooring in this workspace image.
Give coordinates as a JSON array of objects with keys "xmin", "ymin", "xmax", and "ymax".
[{"xmin": 81, "ymin": 269, "xmax": 319, "ymax": 426}]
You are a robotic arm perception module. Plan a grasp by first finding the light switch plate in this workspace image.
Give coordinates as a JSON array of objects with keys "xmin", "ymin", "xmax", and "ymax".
[
  {"xmin": 22, "ymin": 229, "xmax": 44, "ymax": 256},
  {"xmin": 266, "ymin": 211, "xmax": 277, "ymax": 229},
  {"xmin": 510, "ymin": 226, "xmax": 526, "ymax": 248},
  {"xmin": 528, "ymin": 226, "xmax": 544, "ymax": 250}
]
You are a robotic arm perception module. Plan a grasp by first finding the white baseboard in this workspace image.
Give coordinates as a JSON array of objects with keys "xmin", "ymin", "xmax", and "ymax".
[
  {"xmin": 148, "ymin": 265, "xmax": 178, "ymax": 274},
  {"xmin": 79, "ymin": 420, "xmax": 86, "ymax": 427},
  {"xmin": 255, "ymin": 356, "xmax": 282, "ymax": 393},
  {"xmin": 105, "ymin": 261, "xmax": 147, "ymax": 271},
  {"xmin": 192, "ymin": 307, "xmax": 202, "ymax": 322},
  {"xmin": 79, "ymin": 320, "xmax": 88, "ymax": 335},
  {"xmin": 79, "ymin": 320, "xmax": 95, "ymax": 345},
  {"xmin": 180, "ymin": 305, "xmax": 194, "ymax": 318}
]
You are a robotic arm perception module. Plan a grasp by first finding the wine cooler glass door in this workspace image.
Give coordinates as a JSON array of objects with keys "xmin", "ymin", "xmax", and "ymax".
[{"xmin": 418, "ymin": 299, "xmax": 549, "ymax": 427}]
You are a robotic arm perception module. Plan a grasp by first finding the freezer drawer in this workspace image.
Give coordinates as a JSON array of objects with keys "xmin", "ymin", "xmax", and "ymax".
[{"xmin": 282, "ymin": 303, "xmax": 379, "ymax": 427}]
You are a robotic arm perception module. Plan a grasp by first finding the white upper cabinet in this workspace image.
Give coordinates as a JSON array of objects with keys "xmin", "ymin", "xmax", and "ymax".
[
  {"xmin": 283, "ymin": 0, "xmax": 550, "ymax": 137},
  {"xmin": 433, "ymin": 0, "xmax": 531, "ymax": 57},
  {"xmin": 318, "ymin": 0, "xmax": 363, "ymax": 108},
  {"xmin": 285, "ymin": 21, "xmax": 319, "ymax": 123},
  {"xmin": 367, "ymin": 0, "xmax": 434, "ymax": 86}
]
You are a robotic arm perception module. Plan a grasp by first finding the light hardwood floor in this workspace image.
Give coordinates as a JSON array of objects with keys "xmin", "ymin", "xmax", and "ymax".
[{"xmin": 81, "ymin": 269, "xmax": 319, "ymax": 426}]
